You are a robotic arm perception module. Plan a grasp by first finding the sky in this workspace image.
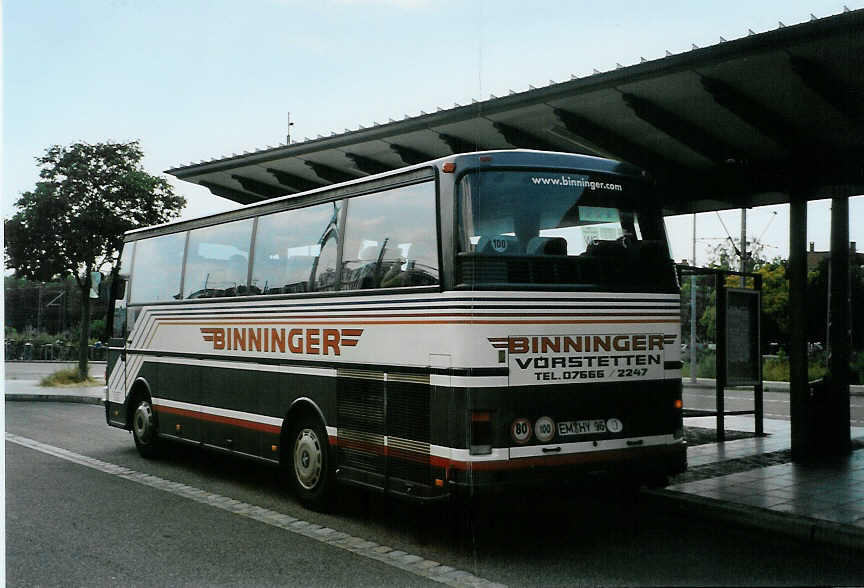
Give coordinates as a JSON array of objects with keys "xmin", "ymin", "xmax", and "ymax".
[{"xmin": 3, "ymin": 0, "xmax": 863, "ymax": 266}]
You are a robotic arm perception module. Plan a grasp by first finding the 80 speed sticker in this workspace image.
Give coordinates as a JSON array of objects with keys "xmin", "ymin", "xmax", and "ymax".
[{"xmin": 511, "ymin": 418, "xmax": 532, "ymax": 443}]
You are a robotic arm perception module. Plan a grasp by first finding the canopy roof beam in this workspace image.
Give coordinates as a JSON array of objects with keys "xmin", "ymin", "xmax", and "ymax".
[
  {"xmin": 266, "ymin": 167, "xmax": 327, "ymax": 192},
  {"xmin": 304, "ymin": 160, "xmax": 359, "ymax": 184},
  {"xmin": 199, "ymin": 181, "xmax": 263, "ymax": 205},
  {"xmin": 622, "ymin": 93, "xmax": 738, "ymax": 164},
  {"xmin": 553, "ymin": 108, "xmax": 676, "ymax": 174},
  {"xmin": 438, "ymin": 132, "xmax": 483, "ymax": 153},
  {"xmin": 492, "ymin": 121, "xmax": 559, "ymax": 151},
  {"xmin": 345, "ymin": 152, "xmax": 394, "ymax": 175},
  {"xmin": 789, "ymin": 56, "xmax": 860, "ymax": 121},
  {"xmin": 231, "ymin": 175, "xmax": 292, "ymax": 198},
  {"xmin": 390, "ymin": 143, "xmax": 434, "ymax": 165},
  {"xmin": 699, "ymin": 76, "xmax": 800, "ymax": 149}
]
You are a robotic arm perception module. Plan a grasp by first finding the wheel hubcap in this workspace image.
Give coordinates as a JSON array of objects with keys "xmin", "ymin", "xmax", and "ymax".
[
  {"xmin": 293, "ymin": 428, "xmax": 322, "ymax": 490},
  {"xmin": 133, "ymin": 402, "xmax": 154, "ymax": 444}
]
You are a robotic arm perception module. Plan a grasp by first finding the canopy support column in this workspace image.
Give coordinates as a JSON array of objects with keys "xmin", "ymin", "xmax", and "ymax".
[
  {"xmin": 789, "ymin": 192, "xmax": 811, "ymax": 461},
  {"xmin": 826, "ymin": 195, "xmax": 852, "ymax": 455}
]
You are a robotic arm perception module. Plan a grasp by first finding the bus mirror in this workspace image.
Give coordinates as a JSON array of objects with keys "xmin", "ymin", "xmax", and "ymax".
[{"xmin": 114, "ymin": 277, "xmax": 127, "ymax": 301}]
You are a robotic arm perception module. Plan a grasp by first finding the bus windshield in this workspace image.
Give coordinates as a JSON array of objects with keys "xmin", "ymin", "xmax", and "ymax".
[{"xmin": 456, "ymin": 169, "xmax": 677, "ymax": 292}]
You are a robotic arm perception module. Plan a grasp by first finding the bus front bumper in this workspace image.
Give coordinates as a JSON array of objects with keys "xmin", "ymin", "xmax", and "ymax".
[{"xmin": 445, "ymin": 441, "xmax": 686, "ymax": 494}]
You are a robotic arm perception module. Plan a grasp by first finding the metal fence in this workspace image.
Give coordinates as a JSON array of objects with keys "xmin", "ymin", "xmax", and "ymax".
[{"xmin": 4, "ymin": 340, "xmax": 107, "ymax": 362}]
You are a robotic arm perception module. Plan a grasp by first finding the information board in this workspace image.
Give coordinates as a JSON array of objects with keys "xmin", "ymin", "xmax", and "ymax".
[{"xmin": 725, "ymin": 288, "xmax": 761, "ymax": 386}]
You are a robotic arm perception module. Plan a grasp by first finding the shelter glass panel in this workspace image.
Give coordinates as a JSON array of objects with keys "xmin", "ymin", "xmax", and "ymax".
[
  {"xmin": 182, "ymin": 219, "xmax": 254, "ymax": 299},
  {"xmin": 341, "ymin": 181, "xmax": 438, "ymax": 290},
  {"xmin": 129, "ymin": 232, "xmax": 186, "ymax": 303}
]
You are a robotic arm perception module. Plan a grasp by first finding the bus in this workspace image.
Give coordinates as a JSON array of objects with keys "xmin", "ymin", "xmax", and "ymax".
[{"xmin": 106, "ymin": 149, "xmax": 686, "ymax": 508}]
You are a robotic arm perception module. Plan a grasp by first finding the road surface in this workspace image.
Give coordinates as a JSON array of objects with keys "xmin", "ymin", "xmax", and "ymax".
[{"xmin": 7, "ymin": 400, "xmax": 864, "ymax": 586}]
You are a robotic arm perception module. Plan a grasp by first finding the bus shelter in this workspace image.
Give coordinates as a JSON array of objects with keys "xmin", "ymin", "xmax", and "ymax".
[
  {"xmin": 677, "ymin": 265, "xmax": 765, "ymax": 442},
  {"xmin": 167, "ymin": 10, "xmax": 864, "ymax": 460}
]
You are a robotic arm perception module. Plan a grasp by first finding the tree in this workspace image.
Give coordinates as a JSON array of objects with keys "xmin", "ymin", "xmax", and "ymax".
[
  {"xmin": 5, "ymin": 141, "xmax": 186, "ymax": 379},
  {"xmin": 757, "ymin": 260, "xmax": 790, "ymax": 347},
  {"xmin": 698, "ymin": 241, "xmax": 789, "ymax": 350}
]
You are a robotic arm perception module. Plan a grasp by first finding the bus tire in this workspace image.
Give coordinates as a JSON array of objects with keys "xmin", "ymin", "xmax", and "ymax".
[
  {"xmin": 288, "ymin": 415, "xmax": 332, "ymax": 509},
  {"xmin": 131, "ymin": 397, "xmax": 161, "ymax": 459}
]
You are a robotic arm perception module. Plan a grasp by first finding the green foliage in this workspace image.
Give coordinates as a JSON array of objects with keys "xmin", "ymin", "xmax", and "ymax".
[
  {"xmin": 761, "ymin": 357, "xmax": 788, "ymax": 382},
  {"xmin": 762, "ymin": 355, "xmax": 828, "ymax": 382},
  {"xmin": 852, "ymin": 351, "xmax": 864, "ymax": 385},
  {"xmin": 756, "ymin": 260, "xmax": 790, "ymax": 345},
  {"xmin": 5, "ymin": 327, "xmax": 58, "ymax": 346},
  {"xmin": 5, "ymin": 141, "xmax": 185, "ymax": 282},
  {"xmin": 58, "ymin": 322, "xmax": 102, "ymax": 346},
  {"xmin": 90, "ymin": 319, "xmax": 105, "ymax": 339},
  {"xmin": 681, "ymin": 352, "xmax": 716, "ymax": 378},
  {"xmin": 698, "ymin": 302, "xmax": 716, "ymax": 344},
  {"xmin": 4, "ymin": 141, "xmax": 185, "ymax": 377}
]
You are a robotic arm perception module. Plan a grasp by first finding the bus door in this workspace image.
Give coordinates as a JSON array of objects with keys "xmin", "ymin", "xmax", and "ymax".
[{"xmin": 106, "ymin": 278, "xmax": 129, "ymax": 428}]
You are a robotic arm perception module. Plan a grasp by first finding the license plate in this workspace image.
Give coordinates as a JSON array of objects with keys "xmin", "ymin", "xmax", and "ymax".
[{"xmin": 557, "ymin": 419, "xmax": 607, "ymax": 436}]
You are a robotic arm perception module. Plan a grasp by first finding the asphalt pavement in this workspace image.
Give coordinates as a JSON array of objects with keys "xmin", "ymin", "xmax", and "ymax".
[
  {"xmin": 6, "ymin": 436, "xmax": 439, "ymax": 587},
  {"xmin": 6, "ymin": 361, "xmax": 864, "ymax": 556},
  {"xmin": 9, "ymin": 402, "xmax": 864, "ymax": 586}
]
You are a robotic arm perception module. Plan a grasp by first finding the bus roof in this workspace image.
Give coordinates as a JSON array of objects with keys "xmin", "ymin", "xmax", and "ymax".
[{"xmin": 127, "ymin": 149, "xmax": 645, "ymax": 239}]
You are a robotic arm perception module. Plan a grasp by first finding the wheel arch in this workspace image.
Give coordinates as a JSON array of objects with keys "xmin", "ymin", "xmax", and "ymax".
[
  {"xmin": 125, "ymin": 377, "xmax": 153, "ymax": 429},
  {"xmin": 280, "ymin": 397, "xmax": 329, "ymax": 466}
]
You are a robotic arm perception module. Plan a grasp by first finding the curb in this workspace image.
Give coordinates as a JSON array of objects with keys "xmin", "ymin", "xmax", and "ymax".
[
  {"xmin": 4, "ymin": 360, "xmax": 108, "ymax": 365},
  {"xmin": 5, "ymin": 394, "xmax": 104, "ymax": 406},
  {"xmin": 683, "ymin": 378, "xmax": 864, "ymax": 397},
  {"xmin": 643, "ymin": 487, "xmax": 864, "ymax": 553}
]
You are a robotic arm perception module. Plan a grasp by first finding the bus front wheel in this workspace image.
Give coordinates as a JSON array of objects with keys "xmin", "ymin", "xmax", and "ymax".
[
  {"xmin": 132, "ymin": 398, "xmax": 161, "ymax": 459},
  {"xmin": 288, "ymin": 416, "xmax": 332, "ymax": 509}
]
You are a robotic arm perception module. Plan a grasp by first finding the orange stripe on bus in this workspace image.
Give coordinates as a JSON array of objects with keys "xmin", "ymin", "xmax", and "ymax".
[
  {"xmin": 155, "ymin": 405, "xmax": 281, "ymax": 434},
  {"xmin": 152, "ymin": 319, "xmax": 680, "ymax": 326}
]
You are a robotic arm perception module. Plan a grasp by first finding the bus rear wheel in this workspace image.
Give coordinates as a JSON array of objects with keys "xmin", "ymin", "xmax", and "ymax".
[
  {"xmin": 131, "ymin": 398, "xmax": 161, "ymax": 459},
  {"xmin": 288, "ymin": 416, "xmax": 332, "ymax": 509}
]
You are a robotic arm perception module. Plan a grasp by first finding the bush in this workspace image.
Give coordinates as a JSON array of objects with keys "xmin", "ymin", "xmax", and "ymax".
[
  {"xmin": 851, "ymin": 351, "xmax": 864, "ymax": 385},
  {"xmin": 40, "ymin": 367, "xmax": 100, "ymax": 387},
  {"xmin": 681, "ymin": 351, "xmax": 716, "ymax": 378},
  {"xmin": 685, "ymin": 350, "xmax": 841, "ymax": 382},
  {"xmin": 762, "ymin": 356, "xmax": 789, "ymax": 382}
]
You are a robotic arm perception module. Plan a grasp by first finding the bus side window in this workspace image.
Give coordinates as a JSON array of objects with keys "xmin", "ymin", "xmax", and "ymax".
[
  {"xmin": 341, "ymin": 181, "xmax": 438, "ymax": 290},
  {"xmin": 129, "ymin": 232, "xmax": 186, "ymax": 303},
  {"xmin": 252, "ymin": 203, "xmax": 340, "ymax": 295},
  {"xmin": 112, "ymin": 301, "xmax": 127, "ymax": 339},
  {"xmin": 182, "ymin": 219, "xmax": 253, "ymax": 299},
  {"xmin": 126, "ymin": 307, "xmax": 139, "ymax": 339}
]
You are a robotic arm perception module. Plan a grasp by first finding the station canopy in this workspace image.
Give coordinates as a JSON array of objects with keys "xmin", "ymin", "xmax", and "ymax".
[{"xmin": 167, "ymin": 9, "xmax": 864, "ymax": 215}]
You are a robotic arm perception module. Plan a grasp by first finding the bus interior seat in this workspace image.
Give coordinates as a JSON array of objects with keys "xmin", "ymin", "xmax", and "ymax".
[
  {"xmin": 585, "ymin": 238, "xmax": 628, "ymax": 256},
  {"xmin": 526, "ymin": 236, "xmax": 568, "ymax": 256},
  {"xmin": 476, "ymin": 235, "xmax": 522, "ymax": 255}
]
